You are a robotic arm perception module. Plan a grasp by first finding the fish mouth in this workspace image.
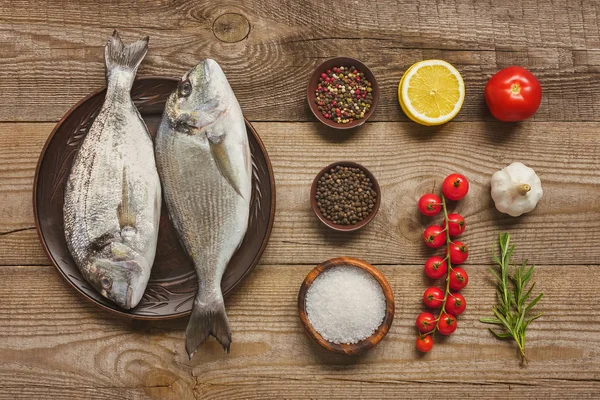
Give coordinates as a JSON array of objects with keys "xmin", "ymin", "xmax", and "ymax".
[
  {"xmin": 126, "ymin": 285, "xmax": 134, "ymax": 309},
  {"xmin": 200, "ymin": 58, "xmax": 216, "ymax": 79},
  {"xmin": 124, "ymin": 281, "xmax": 146, "ymax": 309}
]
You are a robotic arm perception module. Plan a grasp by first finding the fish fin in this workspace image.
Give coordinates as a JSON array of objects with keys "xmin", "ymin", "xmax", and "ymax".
[
  {"xmin": 104, "ymin": 30, "xmax": 149, "ymax": 83},
  {"xmin": 185, "ymin": 292, "xmax": 231, "ymax": 359},
  {"xmin": 88, "ymin": 232, "xmax": 116, "ymax": 253},
  {"xmin": 117, "ymin": 169, "xmax": 137, "ymax": 229},
  {"xmin": 207, "ymin": 133, "xmax": 244, "ymax": 198}
]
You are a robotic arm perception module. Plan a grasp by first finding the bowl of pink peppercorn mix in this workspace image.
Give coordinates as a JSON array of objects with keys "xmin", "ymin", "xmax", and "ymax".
[{"xmin": 307, "ymin": 57, "xmax": 380, "ymax": 129}]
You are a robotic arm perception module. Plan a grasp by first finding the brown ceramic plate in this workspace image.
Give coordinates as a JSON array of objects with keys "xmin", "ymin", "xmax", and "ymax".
[{"xmin": 34, "ymin": 77, "xmax": 276, "ymax": 320}]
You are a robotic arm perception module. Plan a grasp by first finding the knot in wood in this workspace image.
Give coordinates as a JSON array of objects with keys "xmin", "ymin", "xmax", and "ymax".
[{"xmin": 212, "ymin": 13, "xmax": 250, "ymax": 43}]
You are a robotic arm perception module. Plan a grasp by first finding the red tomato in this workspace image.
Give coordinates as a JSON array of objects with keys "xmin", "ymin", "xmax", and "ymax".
[
  {"xmin": 416, "ymin": 335, "xmax": 434, "ymax": 352},
  {"xmin": 423, "ymin": 225, "xmax": 446, "ymax": 248},
  {"xmin": 446, "ymin": 293, "xmax": 466, "ymax": 316},
  {"xmin": 423, "ymin": 287, "xmax": 444, "ymax": 308},
  {"xmin": 418, "ymin": 193, "xmax": 442, "ymax": 216},
  {"xmin": 443, "ymin": 213, "xmax": 466, "ymax": 237},
  {"xmin": 484, "ymin": 66, "xmax": 542, "ymax": 122},
  {"xmin": 449, "ymin": 267, "xmax": 469, "ymax": 291},
  {"xmin": 449, "ymin": 241, "xmax": 469, "ymax": 264},
  {"xmin": 442, "ymin": 174, "xmax": 469, "ymax": 201},
  {"xmin": 438, "ymin": 313, "xmax": 457, "ymax": 335},
  {"xmin": 416, "ymin": 312, "xmax": 436, "ymax": 333},
  {"xmin": 424, "ymin": 256, "xmax": 447, "ymax": 279}
]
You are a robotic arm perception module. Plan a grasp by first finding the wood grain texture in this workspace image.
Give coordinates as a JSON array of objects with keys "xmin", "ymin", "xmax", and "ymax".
[
  {"xmin": 0, "ymin": 263, "xmax": 599, "ymax": 399},
  {"xmin": 2, "ymin": 0, "xmax": 600, "ymax": 122},
  {"xmin": 2, "ymin": 0, "xmax": 600, "ymax": 397},
  {"xmin": 3, "ymin": 121, "xmax": 599, "ymax": 266}
]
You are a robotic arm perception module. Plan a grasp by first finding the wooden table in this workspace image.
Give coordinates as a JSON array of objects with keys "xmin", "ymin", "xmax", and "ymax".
[{"xmin": 1, "ymin": 1, "xmax": 600, "ymax": 398}]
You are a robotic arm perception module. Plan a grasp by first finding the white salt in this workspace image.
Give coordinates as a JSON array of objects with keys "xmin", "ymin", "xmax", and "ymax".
[{"xmin": 305, "ymin": 265, "xmax": 386, "ymax": 344}]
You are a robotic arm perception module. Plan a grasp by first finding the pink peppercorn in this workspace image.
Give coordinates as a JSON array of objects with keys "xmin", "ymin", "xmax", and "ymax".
[{"xmin": 314, "ymin": 65, "xmax": 373, "ymax": 124}]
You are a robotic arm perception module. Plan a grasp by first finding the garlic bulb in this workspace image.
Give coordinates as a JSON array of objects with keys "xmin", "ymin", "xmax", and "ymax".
[{"xmin": 490, "ymin": 162, "xmax": 543, "ymax": 217}]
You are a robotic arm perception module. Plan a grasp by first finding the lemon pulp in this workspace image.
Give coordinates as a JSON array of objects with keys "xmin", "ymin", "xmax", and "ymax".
[{"xmin": 398, "ymin": 60, "xmax": 464, "ymax": 126}]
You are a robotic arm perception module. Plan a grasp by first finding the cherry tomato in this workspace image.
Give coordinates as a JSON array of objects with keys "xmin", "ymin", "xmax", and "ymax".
[
  {"xmin": 416, "ymin": 335, "xmax": 434, "ymax": 352},
  {"xmin": 423, "ymin": 225, "xmax": 446, "ymax": 248},
  {"xmin": 416, "ymin": 312, "xmax": 436, "ymax": 333},
  {"xmin": 423, "ymin": 287, "xmax": 444, "ymax": 308},
  {"xmin": 449, "ymin": 241, "xmax": 469, "ymax": 264},
  {"xmin": 438, "ymin": 313, "xmax": 457, "ymax": 336},
  {"xmin": 442, "ymin": 174, "xmax": 469, "ymax": 201},
  {"xmin": 484, "ymin": 66, "xmax": 542, "ymax": 122},
  {"xmin": 418, "ymin": 193, "xmax": 442, "ymax": 216},
  {"xmin": 446, "ymin": 293, "xmax": 466, "ymax": 316},
  {"xmin": 449, "ymin": 267, "xmax": 469, "ymax": 291},
  {"xmin": 424, "ymin": 256, "xmax": 447, "ymax": 279},
  {"xmin": 443, "ymin": 213, "xmax": 466, "ymax": 237}
]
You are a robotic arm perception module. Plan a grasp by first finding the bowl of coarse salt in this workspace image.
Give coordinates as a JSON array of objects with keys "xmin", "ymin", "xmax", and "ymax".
[{"xmin": 298, "ymin": 257, "xmax": 395, "ymax": 355}]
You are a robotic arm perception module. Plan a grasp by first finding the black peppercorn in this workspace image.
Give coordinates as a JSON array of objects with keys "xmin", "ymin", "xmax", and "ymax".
[{"xmin": 315, "ymin": 165, "xmax": 377, "ymax": 226}]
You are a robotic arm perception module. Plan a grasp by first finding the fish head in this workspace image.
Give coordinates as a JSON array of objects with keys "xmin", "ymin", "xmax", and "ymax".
[
  {"xmin": 165, "ymin": 59, "xmax": 230, "ymax": 131},
  {"xmin": 83, "ymin": 242, "xmax": 150, "ymax": 309}
]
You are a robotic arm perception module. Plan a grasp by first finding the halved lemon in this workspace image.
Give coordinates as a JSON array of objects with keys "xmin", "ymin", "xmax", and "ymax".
[{"xmin": 398, "ymin": 60, "xmax": 465, "ymax": 126}]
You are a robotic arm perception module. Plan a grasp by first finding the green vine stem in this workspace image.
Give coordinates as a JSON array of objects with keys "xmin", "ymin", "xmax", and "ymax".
[
  {"xmin": 418, "ymin": 194, "xmax": 454, "ymax": 337},
  {"xmin": 435, "ymin": 194, "xmax": 453, "ymax": 325}
]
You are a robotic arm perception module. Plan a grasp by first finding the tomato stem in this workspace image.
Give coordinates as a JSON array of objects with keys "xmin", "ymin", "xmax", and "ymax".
[{"xmin": 434, "ymin": 194, "xmax": 454, "ymax": 332}]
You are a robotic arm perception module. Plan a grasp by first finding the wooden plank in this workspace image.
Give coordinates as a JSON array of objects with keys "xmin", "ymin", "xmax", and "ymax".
[
  {"xmin": 0, "ymin": 388, "xmax": 162, "ymax": 400},
  {"xmin": 1, "ymin": 121, "xmax": 599, "ymax": 267},
  {"xmin": 0, "ymin": 122, "xmax": 51, "ymax": 265},
  {"xmin": 1, "ymin": 0, "xmax": 600, "ymax": 122},
  {"xmin": 0, "ymin": 263, "xmax": 599, "ymax": 399}
]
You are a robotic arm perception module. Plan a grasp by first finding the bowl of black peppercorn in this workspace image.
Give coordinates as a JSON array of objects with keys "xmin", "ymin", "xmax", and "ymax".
[{"xmin": 310, "ymin": 161, "xmax": 381, "ymax": 232}]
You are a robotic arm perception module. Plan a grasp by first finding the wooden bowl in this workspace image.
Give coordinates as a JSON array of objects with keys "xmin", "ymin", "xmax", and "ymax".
[
  {"xmin": 310, "ymin": 161, "xmax": 381, "ymax": 232},
  {"xmin": 306, "ymin": 57, "xmax": 380, "ymax": 129},
  {"xmin": 33, "ymin": 77, "xmax": 276, "ymax": 320},
  {"xmin": 297, "ymin": 257, "xmax": 394, "ymax": 355}
]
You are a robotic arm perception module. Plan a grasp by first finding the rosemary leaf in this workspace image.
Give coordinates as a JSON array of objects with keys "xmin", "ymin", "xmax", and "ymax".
[
  {"xmin": 480, "ymin": 232, "xmax": 544, "ymax": 364},
  {"xmin": 479, "ymin": 317, "xmax": 502, "ymax": 324},
  {"xmin": 525, "ymin": 292, "xmax": 544, "ymax": 313},
  {"xmin": 490, "ymin": 329, "xmax": 513, "ymax": 339}
]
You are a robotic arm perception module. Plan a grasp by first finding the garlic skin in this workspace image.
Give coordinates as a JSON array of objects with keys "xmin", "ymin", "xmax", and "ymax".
[{"xmin": 491, "ymin": 162, "xmax": 543, "ymax": 217}]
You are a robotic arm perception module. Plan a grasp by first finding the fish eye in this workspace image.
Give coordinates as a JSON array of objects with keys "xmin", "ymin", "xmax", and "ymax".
[
  {"xmin": 100, "ymin": 276, "xmax": 112, "ymax": 289},
  {"xmin": 179, "ymin": 80, "xmax": 192, "ymax": 97}
]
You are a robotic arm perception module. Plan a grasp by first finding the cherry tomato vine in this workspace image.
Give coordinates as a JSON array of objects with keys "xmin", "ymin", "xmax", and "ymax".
[{"xmin": 415, "ymin": 174, "xmax": 470, "ymax": 353}]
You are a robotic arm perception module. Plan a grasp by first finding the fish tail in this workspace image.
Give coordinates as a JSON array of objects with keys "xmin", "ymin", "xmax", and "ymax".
[
  {"xmin": 185, "ymin": 291, "xmax": 231, "ymax": 359},
  {"xmin": 104, "ymin": 30, "xmax": 149, "ymax": 88}
]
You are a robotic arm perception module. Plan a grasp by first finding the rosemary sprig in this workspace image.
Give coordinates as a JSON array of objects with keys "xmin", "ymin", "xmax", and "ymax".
[{"xmin": 480, "ymin": 232, "xmax": 544, "ymax": 364}]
